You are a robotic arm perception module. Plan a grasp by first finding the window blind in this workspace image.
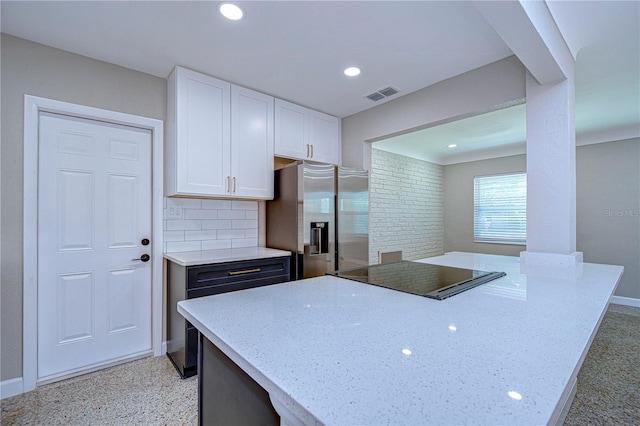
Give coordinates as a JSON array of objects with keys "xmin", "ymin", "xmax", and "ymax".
[{"xmin": 473, "ymin": 173, "xmax": 527, "ymax": 244}]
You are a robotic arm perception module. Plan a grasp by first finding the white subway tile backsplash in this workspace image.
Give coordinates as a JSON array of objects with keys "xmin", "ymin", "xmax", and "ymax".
[
  {"xmin": 166, "ymin": 240, "xmax": 202, "ymax": 253},
  {"xmin": 245, "ymin": 228, "xmax": 258, "ymax": 238},
  {"xmin": 202, "ymin": 220, "xmax": 232, "ymax": 230},
  {"xmin": 164, "ymin": 230, "xmax": 185, "ymax": 242},
  {"xmin": 184, "ymin": 209, "xmax": 218, "ymax": 220},
  {"xmin": 232, "ymin": 238, "xmax": 258, "ymax": 248},
  {"xmin": 163, "ymin": 197, "xmax": 259, "ymax": 253},
  {"xmin": 232, "ymin": 219, "xmax": 257, "ymax": 229},
  {"xmin": 185, "ymin": 230, "xmax": 217, "ymax": 241},
  {"xmin": 232, "ymin": 200, "xmax": 258, "ymax": 210},
  {"xmin": 218, "ymin": 210, "xmax": 246, "ymax": 220},
  {"xmin": 202, "ymin": 199, "xmax": 232, "ymax": 210},
  {"xmin": 167, "ymin": 197, "xmax": 202, "ymax": 209},
  {"xmin": 166, "ymin": 219, "xmax": 202, "ymax": 231},
  {"xmin": 202, "ymin": 239, "xmax": 232, "ymax": 250},
  {"xmin": 218, "ymin": 229, "xmax": 246, "ymax": 240}
]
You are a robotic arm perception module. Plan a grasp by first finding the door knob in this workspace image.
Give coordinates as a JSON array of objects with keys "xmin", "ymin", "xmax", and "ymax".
[
  {"xmin": 132, "ymin": 254, "xmax": 150, "ymax": 262},
  {"xmin": 141, "ymin": 238, "xmax": 150, "ymax": 246}
]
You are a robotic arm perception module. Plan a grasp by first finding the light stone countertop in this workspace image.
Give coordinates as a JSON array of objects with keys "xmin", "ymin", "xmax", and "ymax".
[
  {"xmin": 163, "ymin": 247, "xmax": 291, "ymax": 266},
  {"xmin": 178, "ymin": 251, "xmax": 624, "ymax": 425}
]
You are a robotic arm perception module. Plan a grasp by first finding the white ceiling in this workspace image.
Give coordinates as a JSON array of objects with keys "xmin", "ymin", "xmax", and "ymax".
[
  {"xmin": 2, "ymin": 1, "xmax": 639, "ymax": 164},
  {"xmin": 375, "ymin": 1, "xmax": 640, "ymax": 164}
]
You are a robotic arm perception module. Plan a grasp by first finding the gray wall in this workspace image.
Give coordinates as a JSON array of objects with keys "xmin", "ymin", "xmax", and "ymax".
[
  {"xmin": 443, "ymin": 155, "xmax": 527, "ymax": 257},
  {"xmin": 341, "ymin": 56, "xmax": 525, "ymax": 168},
  {"xmin": 576, "ymin": 139, "xmax": 639, "ymax": 299},
  {"xmin": 1, "ymin": 34, "xmax": 166, "ymax": 381},
  {"xmin": 443, "ymin": 140, "xmax": 640, "ymax": 299},
  {"xmin": 370, "ymin": 149, "xmax": 443, "ymax": 264}
]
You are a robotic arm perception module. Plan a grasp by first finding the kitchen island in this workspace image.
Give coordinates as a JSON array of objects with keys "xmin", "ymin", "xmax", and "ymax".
[{"xmin": 178, "ymin": 252, "xmax": 624, "ymax": 425}]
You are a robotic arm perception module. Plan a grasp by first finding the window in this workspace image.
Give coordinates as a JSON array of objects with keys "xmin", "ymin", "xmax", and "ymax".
[{"xmin": 473, "ymin": 173, "xmax": 526, "ymax": 244}]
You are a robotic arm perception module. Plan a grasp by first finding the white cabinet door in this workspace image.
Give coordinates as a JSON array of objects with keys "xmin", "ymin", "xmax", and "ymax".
[
  {"xmin": 231, "ymin": 86, "xmax": 274, "ymax": 199},
  {"xmin": 309, "ymin": 110, "xmax": 340, "ymax": 165},
  {"xmin": 274, "ymin": 98, "xmax": 340, "ymax": 165},
  {"xmin": 274, "ymin": 99, "xmax": 308, "ymax": 160},
  {"xmin": 167, "ymin": 67, "xmax": 230, "ymax": 197}
]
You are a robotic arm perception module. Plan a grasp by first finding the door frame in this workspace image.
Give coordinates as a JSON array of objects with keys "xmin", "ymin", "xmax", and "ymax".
[{"xmin": 23, "ymin": 95, "xmax": 164, "ymax": 392}]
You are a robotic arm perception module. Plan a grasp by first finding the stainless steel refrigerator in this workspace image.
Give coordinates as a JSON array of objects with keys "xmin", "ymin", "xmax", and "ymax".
[{"xmin": 266, "ymin": 161, "xmax": 369, "ymax": 280}]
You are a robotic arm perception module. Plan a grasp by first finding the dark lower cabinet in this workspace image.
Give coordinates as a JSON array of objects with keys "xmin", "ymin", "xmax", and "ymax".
[
  {"xmin": 199, "ymin": 334, "xmax": 279, "ymax": 426},
  {"xmin": 167, "ymin": 256, "xmax": 290, "ymax": 378}
]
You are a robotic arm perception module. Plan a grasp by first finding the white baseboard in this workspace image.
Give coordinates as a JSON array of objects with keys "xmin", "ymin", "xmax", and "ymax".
[
  {"xmin": 161, "ymin": 340, "xmax": 167, "ymax": 354},
  {"xmin": 611, "ymin": 296, "xmax": 640, "ymax": 308},
  {"xmin": 1, "ymin": 377, "xmax": 23, "ymax": 400}
]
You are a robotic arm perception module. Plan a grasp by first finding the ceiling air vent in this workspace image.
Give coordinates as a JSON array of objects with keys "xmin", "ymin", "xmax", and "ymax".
[
  {"xmin": 365, "ymin": 86, "xmax": 400, "ymax": 102},
  {"xmin": 366, "ymin": 92, "xmax": 385, "ymax": 102}
]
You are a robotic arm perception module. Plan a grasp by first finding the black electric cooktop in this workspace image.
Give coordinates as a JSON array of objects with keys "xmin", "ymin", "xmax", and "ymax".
[{"xmin": 328, "ymin": 261, "xmax": 506, "ymax": 300}]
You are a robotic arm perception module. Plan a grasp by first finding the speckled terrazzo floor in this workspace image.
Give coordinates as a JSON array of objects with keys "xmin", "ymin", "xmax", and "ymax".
[
  {"xmin": 2, "ymin": 305, "xmax": 639, "ymax": 425},
  {"xmin": 0, "ymin": 355, "xmax": 197, "ymax": 425}
]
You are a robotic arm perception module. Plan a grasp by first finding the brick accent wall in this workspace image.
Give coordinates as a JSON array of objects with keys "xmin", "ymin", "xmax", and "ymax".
[
  {"xmin": 163, "ymin": 198, "xmax": 265, "ymax": 253},
  {"xmin": 370, "ymin": 148, "xmax": 444, "ymax": 263}
]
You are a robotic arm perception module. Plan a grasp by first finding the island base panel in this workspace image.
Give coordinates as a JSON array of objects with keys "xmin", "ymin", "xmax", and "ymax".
[{"xmin": 199, "ymin": 334, "xmax": 279, "ymax": 426}]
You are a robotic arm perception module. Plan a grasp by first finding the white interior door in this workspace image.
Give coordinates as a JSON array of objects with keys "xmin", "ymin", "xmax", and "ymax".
[{"xmin": 37, "ymin": 111, "xmax": 152, "ymax": 381}]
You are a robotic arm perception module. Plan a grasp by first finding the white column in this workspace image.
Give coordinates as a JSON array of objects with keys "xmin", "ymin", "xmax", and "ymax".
[
  {"xmin": 520, "ymin": 66, "xmax": 583, "ymax": 268},
  {"xmin": 473, "ymin": 0, "xmax": 583, "ymax": 267}
]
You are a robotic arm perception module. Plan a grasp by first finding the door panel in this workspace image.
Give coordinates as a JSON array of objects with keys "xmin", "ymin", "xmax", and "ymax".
[
  {"xmin": 107, "ymin": 174, "xmax": 138, "ymax": 248},
  {"xmin": 38, "ymin": 112, "xmax": 152, "ymax": 380},
  {"xmin": 57, "ymin": 170, "xmax": 94, "ymax": 251},
  {"xmin": 56, "ymin": 272, "xmax": 94, "ymax": 343},
  {"xmin": 107, "ymin": 268, "xmax": 137, "ymax": 333}
]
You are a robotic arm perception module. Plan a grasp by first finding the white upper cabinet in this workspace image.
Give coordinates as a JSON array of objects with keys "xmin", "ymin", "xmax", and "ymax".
[
  {"xmin": 167, "ymin": 66, "xmax": 230, "ymax": 197},
  {"xmin": 166, "ymin": 66, "xmax": 274, "ymax": 199},
  {"xmin": 309, "ymin": 110, "xmax": 340, "ymax": 165},
  {"xmin": 274, "ymin": 100, "xmax": 308, "ymax": 160},
  {"xmin": 231, "ymin": 85, "xmax": 274, "ymax": 199},
  {"xmin": 275, "ymin": 99, "xmax": 340, "ymax": 165}
]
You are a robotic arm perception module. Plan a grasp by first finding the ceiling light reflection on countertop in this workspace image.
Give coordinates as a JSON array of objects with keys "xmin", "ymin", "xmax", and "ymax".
[
  {"xmin": 448, "ymin": 144, "xmax": 457, "ymax": 148},
  {"xmin": 508, "ymin": 390, "xmax": 523, "ymax": 400},
  {"xmin": 219, "ymin": 3, "xmax": 244, "ymax": 20},
  {"xmin": 448, "ymin": 324, "xmax": 457, "ymax": 332},
  {"xmin": 344, "ymin": 67, "xmax": 361, "ymax": 77},
  {"xmin": 402, "ymin": 348, "xmax": 412, "ymax": 355}
]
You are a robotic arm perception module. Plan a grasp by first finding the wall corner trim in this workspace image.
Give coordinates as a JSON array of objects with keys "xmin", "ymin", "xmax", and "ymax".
[{"xmin": 1, "ymin": 377, "xmax": 24, "ymax": 400}]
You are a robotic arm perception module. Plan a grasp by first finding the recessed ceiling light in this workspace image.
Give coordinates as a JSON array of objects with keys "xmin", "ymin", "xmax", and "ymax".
[
  {"xmin": 448, "ymin": 144, "xmax": 457, "ymax": 148},
  {"xmin": 344, "ymin": 67, "xmax": 361, "ymax": 77},
  {"xmin": 219, "ymin": 3, "xmax": 244, "ymax": 20}
]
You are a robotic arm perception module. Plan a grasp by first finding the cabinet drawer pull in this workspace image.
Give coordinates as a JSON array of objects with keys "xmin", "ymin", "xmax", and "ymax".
[{"xmin": 229, "ymin": 268, "xmax": 261, "ymax": 276}]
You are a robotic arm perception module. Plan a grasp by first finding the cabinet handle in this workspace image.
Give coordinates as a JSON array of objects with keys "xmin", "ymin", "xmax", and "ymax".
[
  {"xmin": 233, "ymin": 177, "xmax": 236, "ymax": 193},
  {"xmin": 226, "ymin": 176, "xmax": 231, "ymax": 193},
  {"xmin": 306, "ymin": 144, "xmax": 310, "ymax": 158},
  {"xmin": 229, "ymin": 268, "xmax": 261, "ymax": 276},
  {"xmin": 310, "ymin": 144, "xmax": 314, "ymax": 158}
]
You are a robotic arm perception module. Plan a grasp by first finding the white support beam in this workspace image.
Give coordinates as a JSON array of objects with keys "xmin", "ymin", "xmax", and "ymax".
[{"xmin": 473, "ymin": 0, "xmax": 573, "ymax": 85}]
